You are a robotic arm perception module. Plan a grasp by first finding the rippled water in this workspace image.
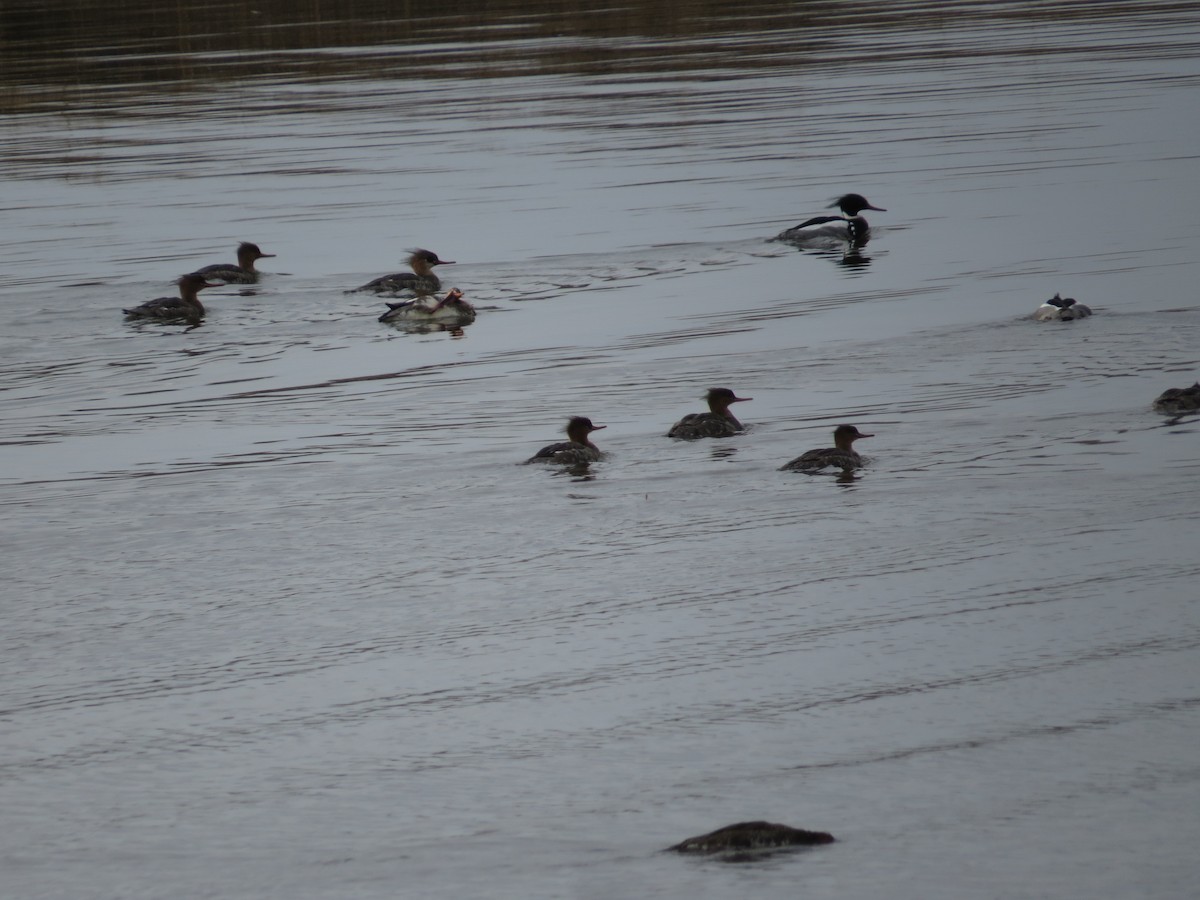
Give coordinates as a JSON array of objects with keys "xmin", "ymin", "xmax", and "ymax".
[{"xmin": 3, "ymin": 2, "xmax": 1200, "ymax": 898}]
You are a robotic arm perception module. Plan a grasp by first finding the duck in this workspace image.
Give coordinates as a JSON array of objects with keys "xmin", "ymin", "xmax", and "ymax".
[
  {"xmin": 781, "ymin": 424, "xmax": 873, "ymax": 473},
  {"xmin": 527, "ymin": 416, "xmax": 606, "ymax": 465},
  {"xmin": 354, "ymin": 249, "xmax": 454, "ymax": 294},
  {"xmin": 123, "ymin": 274, "xmax": 220, "ymax": 323},
  {"xmin": 378, "ymin": 288, "xmax": 476, "ymax": 325},
  {"xmin": 667, "ymin": 388, "xmax": 752, "ymax": 439},
  {"xmin": 667, "ymin": 821, "xmax": 835, "ymax": 856},
  {"xmin": 188, "ymin": 242, "xmax": 275, "ymax": 284},
  {"xmin": 1033, "ymin": 293, "xmax": 1092, "ymax": 321},
  {"xmin": 775, "ymin": 193, "xmax": 886, "ymax": 247},
  {"xmin": 1152, "ymin": 382, "xmax": 1200, "ymax": 414}
]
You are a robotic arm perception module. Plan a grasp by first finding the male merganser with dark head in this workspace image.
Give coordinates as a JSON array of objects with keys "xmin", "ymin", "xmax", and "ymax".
[
  {"xmin": 667, "ymin": 388, "xmax": 752, "ymax": 439},
  {"xmin": 189, "ymin": 242, "xmax": 275, "ymax": 284},
  {"xmin": 781, "ymin": 424, "xmax": 873, "ymax": 472},
  {"xmin": 354, "ymin": 249, "xmax": 454, "ymax": 294},
  {"xmin": 775, "ymin": 193, "xmax": 886, "ymax": 247},
  {"xmin": 123, "ymin": 274, "xmax": 220, "ymax": 323},
  {"xmin": 667, "ymin": 821, "xmax": 835, "ymax": 857},
  {"xmin": 1033, "ymin": 293, "xmax": 1092, "ymax": 321},
  {"xmin": 527, "ymin": 416, "xmax": 606, "ymax": 465},
  {"xmin": 378, "ymin": 288, "xmax": 475, "ymax": 325},
  {"xmin": 1153, "ymin": 382, "xmax": 1200, "ymax": 414}
]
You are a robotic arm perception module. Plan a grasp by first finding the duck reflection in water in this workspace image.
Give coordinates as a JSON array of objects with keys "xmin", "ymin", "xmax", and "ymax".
[{"xmin": 835, "ymin": 247, "xmax": 873, "ymax": 270}]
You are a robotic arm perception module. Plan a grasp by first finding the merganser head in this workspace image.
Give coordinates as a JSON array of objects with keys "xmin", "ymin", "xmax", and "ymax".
[
  {"xmin": 705, "ymin": 387, "xmax": 752, "ymax": 414},
  {"xmin": 235, "ymin": 242, "xmax": 275, "ymax": 266},
  {"xmin": 407, "ymin": 249, "xmax": 455, "ymax": 275},
  {"xmin": 831, "ymin": 193, "xmax": 886, "ymax": 217},
  {"xmin": 833, "ymin": 424, "xmax": 873, "ymax": 449},
  {"xmin": 565, "ymin": 416, "xmax": 605, "ymax": 443},
  {"xmin": 177, "ymin": 273, "xmax": 222, "ymax": 292}
]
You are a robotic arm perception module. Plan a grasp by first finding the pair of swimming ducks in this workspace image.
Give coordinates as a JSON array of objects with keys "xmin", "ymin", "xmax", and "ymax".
[
  {"xmin": 122, "ymin": 242, "xmax": 278, "ymax": 323},
  {"xmin": 124, "ymin": 245, "xmax": 470, "ymax": 325},
  {"xmin": 529, "ymin": 388, "xmax": 873, "ymax": 473}
]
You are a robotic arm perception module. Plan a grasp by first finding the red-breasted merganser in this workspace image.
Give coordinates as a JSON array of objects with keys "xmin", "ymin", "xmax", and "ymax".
[
  {"xmin": 667, "ymin": 821, "xmax": 835, "ymax": 855},
  {"xmin": 667, "ymin": 388, "xmax": 752, "ymax": 439},
  {"xmin": 775, "ymin": 193, "xmax": 886, "ymax": 247},
  {"xmin": 1153, "ymin": 382, "xmax": 1200, "ymax": 414},
  {"xmin": 354, "ymin": 249, "xmax": 454, "ymax": 294},
  {"xmin": 781, "ymin": 424, "xmax": 873, "ymax": 472},
  {"xmin": 189, "ymin": 242, "xmax": 275, "ymax": 284},
  {"xmin": 1033, "ymin": 293, "xmax": 1092, "ymax": 321},
  {"xmin": 378, "ymin": 288, "xmax": 476, "ymax": 325},
  {"xmin": 527, "ymin": 416, "xmax": 606, "ymax": 465},
  {"xmin": 123, "ymin": 274, "xmax": 220, "ymax": 322}
]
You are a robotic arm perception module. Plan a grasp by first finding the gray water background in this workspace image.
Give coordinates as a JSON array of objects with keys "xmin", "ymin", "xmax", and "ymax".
[{"xmin": 2, "ymin": 2, "xmax": 1199, "ymax": 898}]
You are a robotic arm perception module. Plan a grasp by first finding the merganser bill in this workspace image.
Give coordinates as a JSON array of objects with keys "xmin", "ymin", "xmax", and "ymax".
[
  {"xmin": 354, "ymin": 249, "xmax": 454, "ymax": 294},
  {"xmin": 667, "ymin": 821, "xmax": 835, "ymax": 855},
  {"xmin": 123, "ymin": 274, "xmax": 220, "ymax": 323},
  {"xmin": 1033, "ymin": 293, "xmax": 1092, "ymax": 321},
  {"xmin": 781, "ymin": 424, "xmax": 873, "ymax": 472},
  {"xmin": 1153, "ymin": 382, "xmax": 1200, "ymax": 414},
  {"xmin": 378, "ymin": 288, "xmax": 476, "ymax": 325},
  {"xmin": 775, "ymin": 193, "xmax": 886, "ymax": 247},
  {"xmin": 667, "ymin": 388, "xmax": 752, "ymax": 439},
  {"xmin": 189, "ymin": 242, "xmax": 275, "ymax": 284},
  {"xmin": 527, "ymin": 416, "xmax": 606, "ymax": 465}
]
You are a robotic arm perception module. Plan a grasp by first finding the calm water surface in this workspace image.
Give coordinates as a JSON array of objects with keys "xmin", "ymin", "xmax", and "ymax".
[{"xmin": 2, "ymin": 2, "xmax": 1199, "ymax": 898}]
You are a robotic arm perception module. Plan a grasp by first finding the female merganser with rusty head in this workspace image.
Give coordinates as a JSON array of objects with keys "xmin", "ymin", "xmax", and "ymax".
[
  {"xmin": 667, "ymin": 388, "xmax": 752, "ymax": 439},
  {"xmin": 775, "ymin": 193, "xmax": 886, "ymax": 247},
  {"xmin": 123, "ymin": 274, "xmax": 220, "ymax": 323},
  {"xmin": 527, "ymin": 416, "xmax": 606, "ymax": 465},
  {"xmin": 781, "ymin": 424, "xmax": 873, "ymax": 472},
  {"xmin": 378, "ymin": 288, "xmax": 475, "ymax": 325},
  {"xmin": 189, "ymin": 242, "xmax": 275, "ymax": 284},
  {"xmin": 1153, "ymin": 382, "xmax": 1200, "ymax": 414},
  {"xmin": 1033, "ymin": 293, "xmax": 1092, "ymax": 321},
  {"xmin": 667, "ymin": 821, "xmax": 835, "ymax": 857},
  {"xmin": 354, "ymin": 249, "xmax": 454, "ymax": 294}
]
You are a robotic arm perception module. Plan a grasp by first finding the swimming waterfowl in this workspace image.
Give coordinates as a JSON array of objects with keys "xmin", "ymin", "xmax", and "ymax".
[
  {"xmin": 1152, "ymin": 382, "xmax": 1200, "ymax": 414},
  {"xmin": 527, "ymin": 416, "xmax": 606, "ymax": 465},
  {"xmin": 1033, "ymin": 293, "xmax": 1092, "ymax": 321},
  {"xmin": 354, "ymin": 249, "xmax": 454, "ymax": 294},
  {"xmin": 122, "ymin": 274, "xmax": 220, "ymax": 323},
  {"xmin": 667, "ymin": 821, "xmax": 835, "ymax": 855},
  {"xmin": 781, "ymin": 424, "xmax": 873, "ymax": 472},
  {"xmin": 189, "ymin": 242, "xmax": 275, "ymax": 284},
  {"xmin": 378, "ymin": 288, "xmax": 476, "ymax": 325},
  {"xmin": 667, "ymin": 388, "xmax": 752, "ymax": 439},
  {"xmin": 775, "ymin": 193, "xmax": 886, "ymax": 247}
]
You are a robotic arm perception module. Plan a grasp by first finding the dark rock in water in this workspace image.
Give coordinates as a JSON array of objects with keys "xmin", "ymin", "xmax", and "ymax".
[
  {"xmin": 1153, "ymin": 382, "xmax": 1200, "ymax": 414},
  {"xmin": 667, "ymin": 821, "xmax": 835, "ymax": 857}
]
